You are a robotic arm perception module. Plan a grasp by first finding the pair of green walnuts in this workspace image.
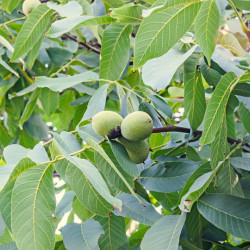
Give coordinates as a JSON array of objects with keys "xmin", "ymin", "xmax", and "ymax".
[{"xmin": 92, "ymin": 111, "xmax": 153, "ymax": 164}]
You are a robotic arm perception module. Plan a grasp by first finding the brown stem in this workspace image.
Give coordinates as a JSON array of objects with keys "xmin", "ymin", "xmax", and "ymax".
[
  {"xmin": 62, "ymin": 33, "xmax": 101, "ymax": 55},
  {"xmin": 108, "ymin": 125, "xmax": 250, "ymax": 149}
]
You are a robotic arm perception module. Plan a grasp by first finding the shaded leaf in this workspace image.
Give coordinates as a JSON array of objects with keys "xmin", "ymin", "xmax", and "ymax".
[
  {"xmin": 149, "ymin": 95, "xmax": 172, "ymax": 119},
  {"xmin": 23, "ymin": 114, "xmax": 48, "ymax": 139},
  {"xmin": 229, "ymin": 157, "xmax": 250, "ymax": 171},
  {"xmin": 139, "ymin": 160, "xmax": 199, "ymax": 193},
  {"xmin": 231, "ymin": 0, "xmax": 250, "ymax": 10},
  {"xmin": 95, "ymin": 215, "xmax": 129, "ymax": 250},
  {"xmin": 109, "ymin": 140, "xmax": 139, "ymax": 177},
  {"xmin": 113, "ymin": 193, "xmax": 162, "ymax": 226},
  {"xmin": 238, "ymin": 103, "xmax": 250, "ymax": 133},
  {"xmin": 185, "ymin": 203, "xmax": 209, "ymax": 247},
  {"xmin": 217, "ymin": 160, "xmax": 244, "ymax": 197},
  {"xmin": 62, "ymin": 219, "xmax": 104, "ymax": 250},
  {"xmin": 198, "ymin": 194, "xmax": 250, "ymax": 240},
  {"xmin": 19, "ymin": 88, "xmax": 41, "ymax": 127}
]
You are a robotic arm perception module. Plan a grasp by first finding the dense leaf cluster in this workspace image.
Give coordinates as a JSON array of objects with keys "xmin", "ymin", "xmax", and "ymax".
[{"xmin": 0, "ymin": 0, "xmax": 250, "ymax": 249}]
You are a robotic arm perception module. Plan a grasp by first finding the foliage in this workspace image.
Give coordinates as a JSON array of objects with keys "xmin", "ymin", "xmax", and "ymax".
[{"xmin": 0, "ymin": 0, "xmax": 250, "ymax": 249}]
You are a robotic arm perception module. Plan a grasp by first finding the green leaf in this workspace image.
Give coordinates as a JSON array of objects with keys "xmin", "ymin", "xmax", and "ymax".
[
  {"xmin": 185, "ymin": 203, "xmax": 208, "ymax": 247},
  {"xmin": 232, "ymin": 82, "xmax": 250, "ymax": 97},
  {"xmin": 47, "ymin": 1, "xmax": 83, "ymax": 17},
  {"xmin": 1, "ymin": 0, "xmax": 22, "ymax": 14},
  {"xmin": 194, "ymin": 0, "xmax": 220, "ymax": 64},
  {"xmin": 229, "ymin": 157, "xmax": 250, "ymax": 171},
  {"xmin": 210, "ymin": 115, "xmax": 229, "ymax": 169},
  {"xmin": 72, "ymin": 197, "xmax": 94, "ymax": 222},
  {"xmin": 134, "ymin": 0, "xmax": 202, "ymax": 67},
  {"xmin": 10, "ymin": 4, "xmax": 53, "ymax": 62},
  {"xmin": 221, "ymin": 33, "xmax": 246, "ymax": 57},
  {"xmin": 231, "ymin": 0, "xmax": 250, "ymax": 10},
  {"xmin": 0, "ymin": 242, "xmax": 18, "ymax": 250},
  {"xmin": 11, "ymin": 164, "xmax": 56, "ymax": 250},
  {"xmin": 19, "ymin": 88, "xmax": 41, "ymax": 127},
  {"xmin": 101, "ymin": 0, "xmax": 123, "ymax": 8},
  {"xmin": 95, "ymin": 215, "xmax": 129, "ymax": 250},
  {"xmin": 40, "ymin": 88, "xmax": 59, "ymax": 117},
  {"xmin": 148, "ymin": 95, "xmax": 172, "ymax": 119},
  {"xmin": 0, "ymin": 158, "xmax": 38, "ymax": 230},
  {"xmin": 200, "ymin": 72, "xmax": 238, "ymax": 145},
  {"xmin": 238, "ymin": 103, "xmax": 250, "ymax": 133},
  {"xmin": 217, "ymin": 160, "xmax": 244, "ymax": 197},
  {"xmin": 198, "ymin": 194, "xmax": 250, "ymax": 241},
  {"xmin": 179, "ymin": 167, "xmax": 218, "ymax": 212},
  {"xmin": 200, "ymin": 57, "xmax": 222, "ymax": 87},
  {"xmin": 113, "ymin": 193, "xmax": 162, "ymax": 226},
  {"xmin": 55, "ymin": 191, "xmax": 75, "ymax": 218},
  {"xmin": 139, "ymin": 161, "xmax": 199, "ymax": 193},
  {"xmin": 55, "ymin": 159, "xmax": 113, "ymax": 216},
  {"xmin": 239, "ymin": 69, "xmax": 250, "ymax": 83},
  {"xmin": 35, "ymin": 71, "xmax": 98, "ymax": 91},
  {"xmin": 184, "ymin": 53, "xmax": 206, "ymax": 131},
  {"xmin": 52, "ymin": 133, "xmax": 122, "ymax": 210},
  {"xmin": 95, "ymin": 143, "xmax": 134, "ymax": 193},
  {"xmin": 110, "ymin": 3, "xmax": 144, "ymax": 24},
  {"xmin": 26, "ymin": 35, "xmax": 44, "ymax": 69},
  {"xmin": 0, "ymin": 124, "xmax": 12, "ymax": 149},
  {"xmin": 80, "ymin": 84, "xmax": 109, "ymax": 122},
  {"xmin": 177, "ymin": 161, "xmax": 211, "ymax": 205},
  {"xmin": 48, "ymin": 16, "xmax": 116, "ymax": 38},
  {"xmin": 100, "ymin": 23, "xmax": 132, "ymax": 83},
  {"xmin": 142, "ymin": 46, "xmax": 197, "ymax": 91},
  {"xmin": 151, "ymin": 192, "xmax": 179, "ymax": 211},
  {"xmin": 86, "ymin": 138, "xmax": 141, "ymax": 204},
  {"xmin": 141, "ymin": 213, "xmax": 186, "ymax": 250},
  {"xmin": 109, "ymin": 140, "xmax": 139, "ymax": 177},
  {"xmin": 77, "ymin": 124, "xmax": 103, "ymax": 143},
  {"xmin": 62, "ymin": 219, "xmax": 104, "ymax": 250},
  {"xmin": 23, "ymin": 114, "xmax": 48, "ymax": 139},
  {"xmin": 0, "ymin": 58, "xmax": 19, "ymax": 77}
]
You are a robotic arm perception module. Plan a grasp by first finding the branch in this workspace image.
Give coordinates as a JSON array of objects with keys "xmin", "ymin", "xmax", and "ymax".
[
  {"xmin": 62, "ymin": 33, "xmax": 101, "ymax": 55},
  {"xmin": 108, "ymin": 125, "xmax": 250, "ymax": 149}
]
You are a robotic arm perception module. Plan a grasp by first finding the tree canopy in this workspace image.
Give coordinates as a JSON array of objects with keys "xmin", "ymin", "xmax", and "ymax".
[{"xmin": 0, "ymin": 0, "xmax": 250, "ymax": 249}]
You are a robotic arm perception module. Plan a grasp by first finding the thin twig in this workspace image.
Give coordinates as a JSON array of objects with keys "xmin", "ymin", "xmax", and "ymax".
[
  {"xmin": 62, "ymin": 33, "xmax": 101, "ymax": 55},
  {"xmin": 108, "ymin": 125, "xmax": 250, "ymax": 148}
]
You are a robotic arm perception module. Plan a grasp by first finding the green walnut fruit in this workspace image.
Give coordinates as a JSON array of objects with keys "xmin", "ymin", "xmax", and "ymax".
[
  {"xmin": 118, "ymin": 137, "xmax": 149, "ymax": 164},
  {"xmin": 22, "ymin": 0, "xmax": 41, "ymax": 16},
  {"xmin": 121, "ymin": 111, "xmax": 153, "ymax": 141},
  {"xmin": 92, "ymin": 111, "xmax": 123, "ymax": 137}
]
